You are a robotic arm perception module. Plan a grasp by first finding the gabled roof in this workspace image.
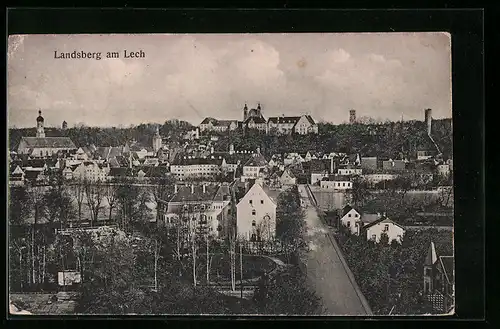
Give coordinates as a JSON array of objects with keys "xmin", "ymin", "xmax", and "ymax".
[
  {"xmin": 363, "ymin": 216, "xmax": 405, "ymax": 230},
  {"xmin": 425, "ymin": 241, "xmax": 438, "ymax": 266},
  {"xmin": 244, "ymin": 116, "xmax": 267, "ymax": 124},
  {"xmin": 200, "ymin": 117, "xmax": 217, "ymax": 125},
  {"xmin": 243, "ymin": 154, "xmax": 268, "ymax": 167},
  {"xmin": 341, "ymin": 205, "xmax": 354, "ymax": 217},
  {"xmin": 304, "ymin": 115, "xmax": 316, "ymax": 125},
  {"xmin": 19, "ymin": 137, "xmax": 76, "ymax": 149},
  {"xmin": 267, "ymin": 116, "xmax": 300, "ymax": 124}
]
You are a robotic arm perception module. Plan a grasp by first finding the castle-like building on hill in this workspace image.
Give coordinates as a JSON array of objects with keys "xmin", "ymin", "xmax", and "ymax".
[
  {"xmin": 198, "ymin": 103, "xmax": 318, "ymax": 135},
  {"xmin": 16, "ymin": 110, "xmax": 77, "ymax": 157}
]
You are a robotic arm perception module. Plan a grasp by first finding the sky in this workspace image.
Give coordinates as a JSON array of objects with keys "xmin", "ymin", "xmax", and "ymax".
[{"xmin": 7, "ymin": 33, "xmax": 451, "ymax": 128}]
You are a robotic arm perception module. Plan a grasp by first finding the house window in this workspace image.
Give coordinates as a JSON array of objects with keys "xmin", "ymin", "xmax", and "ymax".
[
  {"xmin": 252, "ymin": 210, "xmax": 256, "ymax": 216},
  {"xmin": 371, "ymin": 234, "xmax": 376, "ymax": 241},
  {"xmin": 249, "ymin": 200, "xmax": 252, "ymax": 205},
  {"xmin": 348, "ymin": 214, "xmax": 351, "ymax": 217},
  {"xmin": 252, "ymin": 220, "xmax": 256, "ymax": 227},
  {"xmin": 355, "ymin": 214, "xmax": 358, "ymax": 218},
  {"xmin": 384, "ymin": 224, "xmax": 389, "ymax": 232},
  {"xmin": 347, "ymin": 221, "xmax": 351, "ymax": 227},
  {"xmin": 261, "ymin": 200, "xmax": 264, "ymax": 204}
]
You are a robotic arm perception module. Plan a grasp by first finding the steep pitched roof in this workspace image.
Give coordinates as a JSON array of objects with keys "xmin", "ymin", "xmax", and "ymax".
[
  {"xmin": 341, "ymin": 205, "xmax": 354, "ymax": 217},
  {"xmin": 243, "ymin": 154, "xmax": 268, "ymax": 167},
  {"xmin": 200, "ymin": 117, "xmax": 217, "ymax": 125},
  {"xmin": 267, "ymin": 116, "xmax": 300, "ymax": 124},
  {"xmin": 244, "ymin": 116, "xmax": 267, "ymax": 124},
  {"xmin": 19, "ymin": 137, "xmax": 76, "ymax": 149},
  {"xmin": 363, "ymin": 216, "xmax": 405, "ymax": 230},
  {"xmin": 424, "ymin": 241, "xmax": 438, "ymax": 266},
  {"xmin": 305, "ymin": 115, "xmax": 316, "ymax": 125}
]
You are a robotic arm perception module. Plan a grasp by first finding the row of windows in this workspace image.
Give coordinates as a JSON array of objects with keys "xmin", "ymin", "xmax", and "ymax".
[
  {"xmin": 322, "ymin": 182, "xmax": 352, "ymax": 188},
  {"xmin": 248, "ymin": 200, "xmax": 265, "ymax": 205}
]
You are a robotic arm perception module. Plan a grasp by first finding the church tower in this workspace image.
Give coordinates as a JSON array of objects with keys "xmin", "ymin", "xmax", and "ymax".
[
  {"xmin": 36, "ymin": 110, "xmax": 45, "ymax": 138},
  {"xmin": 243, "ymin": 103, "xmax": 248, "ymax": 121},
  {"xmin": 152, "ymin": 124, "xmax": 162, "ymax": 153}
]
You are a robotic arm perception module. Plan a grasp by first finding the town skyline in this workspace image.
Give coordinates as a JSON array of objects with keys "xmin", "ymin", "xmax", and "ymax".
[{"xmin": 8, "ymin": 33, "xmax": 451, "ymax": 128}]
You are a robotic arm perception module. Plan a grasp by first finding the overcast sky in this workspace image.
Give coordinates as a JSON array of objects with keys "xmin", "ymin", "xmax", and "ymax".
[{"xmin": 8, "ymin": 33, "xmax": 451, "ymax": 128}]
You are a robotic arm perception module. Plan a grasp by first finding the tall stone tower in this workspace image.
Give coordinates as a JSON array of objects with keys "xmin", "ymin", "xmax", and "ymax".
[
  {"xmin": 349, "ymin": 109, "xmax": 356, "ymax": 124},
  {"xmin": 243, "ymin": 103, "xmax": 248, "ymax": 121},
  {"xmin": 36, "ymin": 110, "xmax": 45, "ymax": 138},
  {"xmin": 424, "ymin": 108, "xmax": 432, "ymax": 135},
  {"xmin": 152, "ymin": 125, "xmax": 162, "ymax": 153}
]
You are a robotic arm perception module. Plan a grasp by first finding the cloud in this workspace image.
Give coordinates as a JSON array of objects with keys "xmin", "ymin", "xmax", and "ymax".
[{"xmin": 7, "ymin": 34, "xmax": 451, "ymax": 127}]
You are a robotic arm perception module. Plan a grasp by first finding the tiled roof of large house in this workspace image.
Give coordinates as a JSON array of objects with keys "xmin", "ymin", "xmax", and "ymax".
[
  {"xmin": 200, "ymin": 117, "xmax": 217, "ymax": 125},
  {"xmin": 18, "ymin": 137, "xmax": 77, "ymax": 149},
  {"xmin": 243, "ymin": 154, "xmax": 268, "ymax": 167},
  {"xmin": 304, "ymin": 115, "xmax": 316, "ymax": 125},
  {"xmin": 267, "ymin": 116, "xmax": 301, "ymax": 124},
  {"xmin": 97, "ymin": 146, "xmax": 124, "ymax": 160},
  {"xmin": 244, "ymin": 116, "xmax": 267, "ymax": 124},
  {"xmin": 341, "ymin": 205, "xmax": 354, "ymax": 217},
  {"xmin": 224, "ymin": 154, "xmax": 252, "ymax": 165},
  {"xmin": 170, "ymin": 184, "xmax": 221, "ymax": 203},
  {"xmin": 363, "ymin": 216, "xmax": 405, "ymax": 230},
  {"xmin": 322, "ymin": 174, "xmax": 351, "ymax": 182},
  {"xmin": 172, "ymin": 155, "xmax": 224, "ymax": 166}
]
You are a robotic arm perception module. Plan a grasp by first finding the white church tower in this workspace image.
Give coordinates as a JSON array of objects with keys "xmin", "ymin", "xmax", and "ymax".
[
  {"xmin": 152, "ymin": 124, "xmax": 162, "ymax": 153},
  {"xmin": 36, "ymin": 110, "xmax": 45, "ymax": 138}
]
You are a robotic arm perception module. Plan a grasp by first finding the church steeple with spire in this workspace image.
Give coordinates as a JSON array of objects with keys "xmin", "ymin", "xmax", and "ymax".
[
  {"xmin": 152, "ymin": 124, "xmax": 162, "ymax": 153},
  {"xmin": 36, "ymin": 110, "xmax": 45, "ymax": 138}
]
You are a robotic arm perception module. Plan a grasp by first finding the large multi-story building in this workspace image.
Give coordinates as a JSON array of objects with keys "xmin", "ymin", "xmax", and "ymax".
[
  {"xmin": 267, "ymin": 114, "xmax": 318, "ymax": 135},
  {"xmin": 163, "ymin": 183, "xmax": 232, "ymax": 238},
  {"xmin": 170, "ymin": 155, "xmax": 225, "ymax": 180}
]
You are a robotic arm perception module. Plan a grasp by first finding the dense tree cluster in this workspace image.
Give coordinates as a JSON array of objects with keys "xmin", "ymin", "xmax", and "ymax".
[
  {"xmin": 212, "ymin": 119, "xmax": 452, "ymax": 160},
  {"xmin": 336, "ymin": 227, "xmax": 453, "ymax": 315},
  {"xmin": 8, "ymin": 119, "xmax": 194, "ymax": 149}
]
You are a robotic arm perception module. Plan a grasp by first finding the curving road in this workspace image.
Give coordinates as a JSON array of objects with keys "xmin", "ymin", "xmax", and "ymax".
[{"xmin": 298, "ymin": 184, "xmax": 371, "ymax": 315}]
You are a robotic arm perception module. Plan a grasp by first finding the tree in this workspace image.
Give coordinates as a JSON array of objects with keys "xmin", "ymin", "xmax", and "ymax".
[
  {"xmin": 276, "ymin": 186, "xmax": 307, "ymax": 263},
  {"xmin": 72, "ymin": 178, "xmax": 86, "ymax": 221},
  {"xmin": 104, "ymin": 180, "xmax": 119, "ymax": 223},
  {"xmin": 253, "ymin": 266, "xmax": 322, "ymax": 315},
  {"xmin": 84, "ymin": 179, "xmax": 105, "ymax": 226}
]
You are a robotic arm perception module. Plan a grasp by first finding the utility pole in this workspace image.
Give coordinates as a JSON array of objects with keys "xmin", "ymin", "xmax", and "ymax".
[
  {"xmin": 206, "ymin": 234, "xmax": 209, "ymax": 284},
  {"xmin": 154, "ymin": 238, "xmax": 158, "ymax": 291},
  {"xmin": 240, "ymin": 240, "xmax": 243, "ymax": 299}
]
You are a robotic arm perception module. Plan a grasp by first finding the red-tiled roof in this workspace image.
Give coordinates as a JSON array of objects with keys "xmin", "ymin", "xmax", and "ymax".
[{"xmin": 243, "ymin": 154, "xmax": 268, "ymax": 167}]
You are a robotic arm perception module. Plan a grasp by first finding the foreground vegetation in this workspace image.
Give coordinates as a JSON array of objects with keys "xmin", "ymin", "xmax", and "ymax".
[{"xmin": 336, "ymin": 227, "xmax": 453, "ymax": 315}]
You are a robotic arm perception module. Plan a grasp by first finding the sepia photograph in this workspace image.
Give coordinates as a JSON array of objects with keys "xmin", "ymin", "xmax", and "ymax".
[{"xmin": 8, "ymin": 32, "xmax": 454, "ymax": 316}]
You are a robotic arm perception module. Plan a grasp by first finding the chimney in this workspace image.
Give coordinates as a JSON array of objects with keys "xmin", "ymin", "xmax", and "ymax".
[
  {"xmin": 229, "ymin": 144, "xmax": 234, "ymax": 155},
  {"xmin": 330, "ymin": 157, "xmax": 334, "ymax": 174},
  {"xmin": 211, "ymin": 146, "xmax": 214, "ymax": 154},
  {"xmin": 424, "ymin": 108, "xmax": 432, "ymax": 135},
  {"xmin": 349, "ymin": 109, "xmax": 356, "ymax": 124},
  {"xmin": 203, "ymin": 184, "xmax": 206, "ymax": 193},
  {"xmin": 174, "ymin": 184, "xmax": 178, "ymax": 194},
  {"xmin": 191, "ymin": 184, "xmax": 195, "ymax": 194}
]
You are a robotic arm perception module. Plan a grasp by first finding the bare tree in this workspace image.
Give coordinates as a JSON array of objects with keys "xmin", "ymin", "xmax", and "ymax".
[
  {"xmin": 104, "ymin": 181, "xmax": 119, "ymax": 223},
  {"xmin": 72, "ymin": 178, "xmax": 86, "ymax": 222},
  {"xmin": 84, "ymin": 179, "xmax": 105, "ymax": 227}
]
